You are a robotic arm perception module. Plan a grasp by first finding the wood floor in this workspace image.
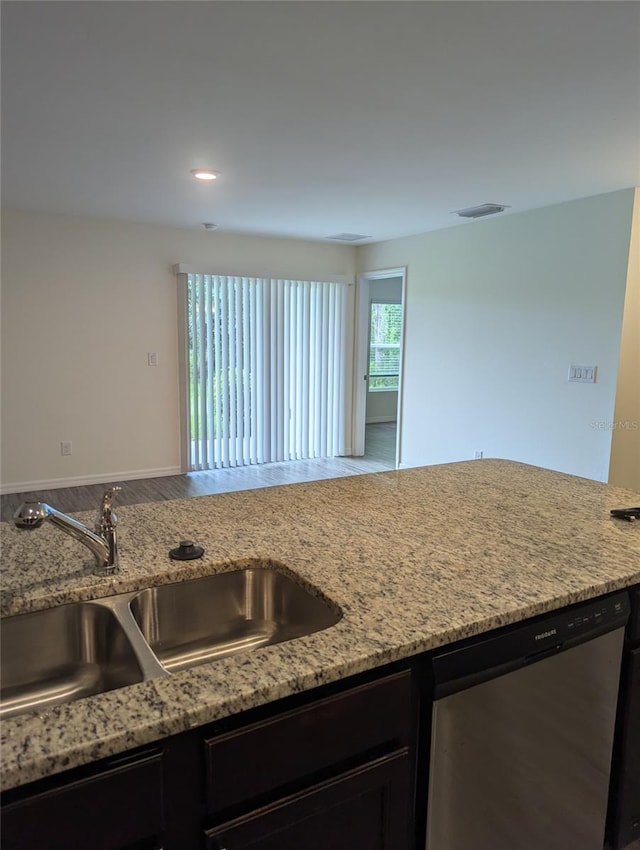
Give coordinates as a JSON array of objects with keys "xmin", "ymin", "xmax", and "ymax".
[
  {"xmin": 364, "ymin": 420, "xmax": 397, "ymax": 465},
  {"xmin": 1, "ymin": 423, "xmax": 397, "ymax": 521}
]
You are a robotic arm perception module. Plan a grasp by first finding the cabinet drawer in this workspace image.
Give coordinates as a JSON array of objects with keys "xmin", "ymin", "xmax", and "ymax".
[
  {"xmin": 204, "ymin": 669, "xmax": 412, "ymax": 815},
  {"xmin": 1, "ymin": 752, "xmax": 164, "ymax": 850},
  {"xmin": 205, "ymin": 749, "xmax": 411, "ymax": 850}
]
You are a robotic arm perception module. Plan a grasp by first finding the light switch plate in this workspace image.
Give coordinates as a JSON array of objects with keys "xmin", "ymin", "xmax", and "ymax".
[{"xmin": 568, "ymin": 365, "xmax": 597, "ymax": 383}]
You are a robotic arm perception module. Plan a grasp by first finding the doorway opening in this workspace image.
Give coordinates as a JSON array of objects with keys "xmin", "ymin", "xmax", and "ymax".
[{"xmin": 353, "ymin": 268, "xmax": 406, "ymax": 468}]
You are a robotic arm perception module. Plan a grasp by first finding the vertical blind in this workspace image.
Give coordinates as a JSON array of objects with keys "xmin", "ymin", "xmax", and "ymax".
[{"xmin": 185, "ymin": 274, "xmax": 349, "ymax": 471}]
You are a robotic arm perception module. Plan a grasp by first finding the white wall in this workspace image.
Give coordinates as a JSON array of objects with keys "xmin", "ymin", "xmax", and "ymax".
[
  {"xmin": 369, "ymin": 278, "xmax": 403, "ymax": 302},
  {"xmin": 366, "ymin": 392, "xmax": 397, "ymax": 423},
  {"xmin": 3, "ymin": 192, "xmax": 635, "ymax": 491},
  {"xmin": 0, "ymin": 209, "xmax": 356, "ymax": 491},
  {"xmin": 358, "ymin": 190, "xmax": 635, "ymax": 482},
  {"xmin": 609, "ymin": 189, "xmax": 640, "ymax": 492}
]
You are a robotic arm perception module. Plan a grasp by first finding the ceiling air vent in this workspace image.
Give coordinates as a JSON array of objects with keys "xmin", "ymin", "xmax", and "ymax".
[
  {"xmin": 326, "ymin": 233, "xmax": 370, "ymax": 242},
  {"xmin": 452, "ymin": 204, "xmax": 510, "ymax": 219}
]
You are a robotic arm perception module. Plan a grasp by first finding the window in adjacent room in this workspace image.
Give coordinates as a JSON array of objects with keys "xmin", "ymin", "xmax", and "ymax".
[{"xmin": 368, "ymin": 302, "xmax": 402, "ymax": 392}]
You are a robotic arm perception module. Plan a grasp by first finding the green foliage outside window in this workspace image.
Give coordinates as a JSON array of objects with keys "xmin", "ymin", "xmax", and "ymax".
[{"xmin": 368, "ymin": 302, "xmax": 402, "ymax": 392}]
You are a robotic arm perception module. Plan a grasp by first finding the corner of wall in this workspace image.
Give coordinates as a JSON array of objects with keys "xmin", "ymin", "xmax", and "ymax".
[{"xmin": 608, "ymin": 187, "xmax": 640, "ymax": 493}]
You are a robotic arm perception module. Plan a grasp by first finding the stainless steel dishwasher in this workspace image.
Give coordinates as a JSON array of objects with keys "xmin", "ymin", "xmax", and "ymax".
[{"xmin": 425, "ymin": 591, "xmax": 630, "ymax": 850}]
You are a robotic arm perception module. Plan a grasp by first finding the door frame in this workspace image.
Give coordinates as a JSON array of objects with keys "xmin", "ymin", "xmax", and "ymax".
[{"xmin": 352, "ymin": 267, "xmax": 407, "ymax": 467}]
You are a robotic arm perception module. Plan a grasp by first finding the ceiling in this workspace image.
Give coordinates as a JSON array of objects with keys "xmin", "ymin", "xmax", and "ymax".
[{"xmin": 2, "ymin": 1, "xmax": 639, "ymax": 243}]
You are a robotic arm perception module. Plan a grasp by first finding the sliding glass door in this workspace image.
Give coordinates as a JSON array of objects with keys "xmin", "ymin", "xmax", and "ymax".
[{"xmin": 183, "ymin": 274, "xmax": 350, "ymax": 471}]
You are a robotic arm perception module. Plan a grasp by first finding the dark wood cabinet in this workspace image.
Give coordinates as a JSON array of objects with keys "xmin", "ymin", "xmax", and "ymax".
[
  {"xmin": 204, "ymin": 669, "xmax": 413, "ymax": 817},
  {"xmin": 0, "ymin": 750, "xmax": 164, "ymax": 850},
  {"xmin": 203, "ymin": 669, "xmax": 416, "ymax": 850},
  {"xmin": 1, "ymin": 664, "xmax": 417, "ymax": 850},
  {"xmin": 205, "ymin": 750, "xmax": 410, "ymax": 850},
  {"xmin": 608, "ymin": 645, "xmax": 640, "ymax": 849}
]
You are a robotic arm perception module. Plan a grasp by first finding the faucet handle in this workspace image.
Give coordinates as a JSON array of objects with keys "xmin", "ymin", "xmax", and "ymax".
[{"xmin": 97, "ymin": 486, "xmax": 122, "ymax": 530}]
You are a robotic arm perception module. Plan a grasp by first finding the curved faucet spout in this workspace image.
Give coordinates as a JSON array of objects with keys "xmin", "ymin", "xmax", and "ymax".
[{"xmin": 14, "ymin": 487, "xmax": 121, "ymax": 576}]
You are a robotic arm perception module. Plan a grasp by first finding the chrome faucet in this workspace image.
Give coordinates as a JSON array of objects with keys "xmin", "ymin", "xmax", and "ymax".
[{"xmin": 13, "ymin": 486, "xmax": 122, "ymax": 576}]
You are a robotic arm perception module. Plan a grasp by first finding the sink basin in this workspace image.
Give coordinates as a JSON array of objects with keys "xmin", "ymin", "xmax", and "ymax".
[
  {"xmin": 129, "ymin": 568, "xmax": 342, "ymax": 673},
  {"xmin": 0, "ymin": 602, "xmax": 145, "ymax": 719},
  {"xmin": 0, "ymin": 565, "xmax": 342, "ymax": 719}
]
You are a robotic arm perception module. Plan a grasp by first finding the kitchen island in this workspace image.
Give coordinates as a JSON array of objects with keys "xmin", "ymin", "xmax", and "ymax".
[{"xmin": 1, "ymin": 458, "xmax": 639, "ymax": 797}]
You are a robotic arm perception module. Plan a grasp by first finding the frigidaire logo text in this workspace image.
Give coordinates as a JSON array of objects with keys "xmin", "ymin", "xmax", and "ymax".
[{"xmin": 534, "ymin": 628, "xmax": 557, "ymax": 641}]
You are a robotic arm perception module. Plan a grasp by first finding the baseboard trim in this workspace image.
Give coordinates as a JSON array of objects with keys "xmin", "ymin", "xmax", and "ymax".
[{"xmin": 0, "ymin": 466, "xmax": 182, "ymax": 495}]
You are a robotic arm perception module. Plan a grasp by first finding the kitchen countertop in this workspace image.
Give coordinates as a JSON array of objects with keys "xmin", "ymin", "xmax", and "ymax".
[{"xmin": 1, "ymin": 459, "xmax": 639, "ymax": 791}]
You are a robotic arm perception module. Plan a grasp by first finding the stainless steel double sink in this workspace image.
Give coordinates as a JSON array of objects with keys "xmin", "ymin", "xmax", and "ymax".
[{"xmin": 0, "ymin": 566, "xmax": 342, "ymax": 720}]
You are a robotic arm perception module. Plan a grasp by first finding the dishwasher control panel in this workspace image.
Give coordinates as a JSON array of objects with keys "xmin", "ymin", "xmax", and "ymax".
[
  {"xmin": 566, "ymin": 595, "xmax": 628, "ymax": 635},
  {"xmin": 432, "ymin": 590, "xmax": 630, "ymax": 697}
]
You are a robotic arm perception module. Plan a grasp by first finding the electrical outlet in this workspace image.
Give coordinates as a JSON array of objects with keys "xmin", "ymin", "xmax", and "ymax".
[
  {"xmin": 61, "ymin": 441, "xmax": 72, "ymax": 456},
  {"xmin": 148, "ymin": 352, "xmax": 158, "ymax": 366}
]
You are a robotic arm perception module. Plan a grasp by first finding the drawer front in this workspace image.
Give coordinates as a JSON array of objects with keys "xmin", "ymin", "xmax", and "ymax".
[
  {"xmin": 204, "ymin": 669, "xmax": 412, "ymax": 815},
  {"xmin": 205, "ymin": 749, "xmax": 411, "ymax": 850},
  {"xmin": 1, "ymin": 752, "xmax": 164, "ymax": 850}
]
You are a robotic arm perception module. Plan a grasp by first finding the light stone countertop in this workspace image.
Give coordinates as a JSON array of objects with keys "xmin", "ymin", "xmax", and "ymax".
[{"xmin": 1, "ymin": 459, "xmax": 639, "ymax": 791}]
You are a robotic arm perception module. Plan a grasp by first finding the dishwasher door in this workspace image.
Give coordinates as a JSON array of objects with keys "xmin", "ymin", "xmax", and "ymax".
[{"xmin": 426, "ymin": 620, "xmax": 626, "ymax": 850}]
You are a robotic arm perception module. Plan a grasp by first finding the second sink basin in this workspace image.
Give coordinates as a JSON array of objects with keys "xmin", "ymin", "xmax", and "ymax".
[
  {"xmin": 0, "ymin": 602, "xmax": 145, "ymax": 719},
  {"xmin": 129, "ymin": 567, "xmax": 342, "ymax": 673}
]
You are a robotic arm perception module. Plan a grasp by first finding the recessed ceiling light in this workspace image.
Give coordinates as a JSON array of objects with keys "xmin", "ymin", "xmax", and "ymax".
[{"xmin": 190, "ymin": 168, "xmax": 219, "ymax": 181}]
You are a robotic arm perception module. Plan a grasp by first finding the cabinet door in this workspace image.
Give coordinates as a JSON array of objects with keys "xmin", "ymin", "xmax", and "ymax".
[
  {"xmin": 205, "ymin": 750, "xmax": 410, "ymax": 850},
  {"xmin": 1, "ymin": 751, "xmax": 164, "ymax": 850},
  {"xmin": 610, "ymin": 645, "xmax": 640, "ymax": 849}
]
